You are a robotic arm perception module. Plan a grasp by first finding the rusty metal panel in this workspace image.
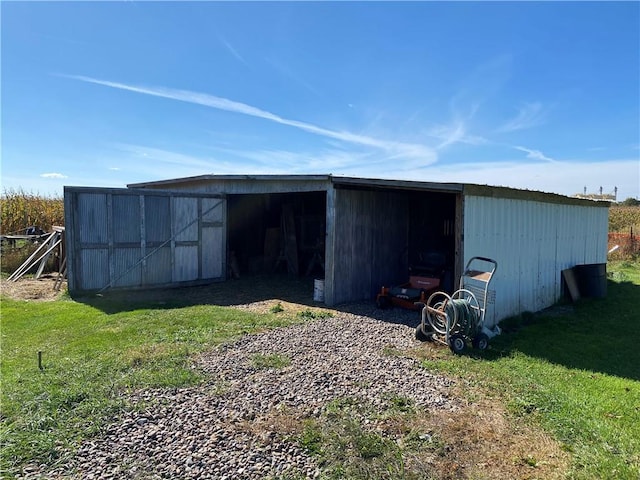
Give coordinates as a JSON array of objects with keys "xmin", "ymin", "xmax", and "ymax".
[{"xmin": 464, "ymin": 195, "xmax": 609, "ymax": 325}]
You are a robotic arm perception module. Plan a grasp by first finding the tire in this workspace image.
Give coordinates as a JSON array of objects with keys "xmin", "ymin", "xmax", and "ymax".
[
  {"xmin": 449, "ymin": 334, "xmax": 466, "ymax": 354},
  {"xmin": 472, "ymin": 333, "xmax": 490, "ymax": 350},
  {"xmin": 415, "ymin": 323, "xmax": 433, "ymax": 342}
]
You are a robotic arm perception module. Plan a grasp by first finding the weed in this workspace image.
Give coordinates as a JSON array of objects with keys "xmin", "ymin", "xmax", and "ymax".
[
  {"xmin": 299, "ymin": 419, "xmax": 324, "ymax": 455},
  {"xmin": 250, "ymin": 353, "xmax": 291, "ymax": 369},
  {"xmin": 382, "ymin": 345, "xmax": 404, "ymax": 357},
  {"xmin": 382, "ymin": 393, "xmax": 414, "ymax": 413},
  {"xmin": 518, "ymin": 455, "xmax": 538, "ymax": 467},
  {"xmin": 269, "ymin": 302, "xmax": 285, "ymax": 313},
  {"xmin": 296, "ymin": 309, "xmax": 333, "ymax": 320}
]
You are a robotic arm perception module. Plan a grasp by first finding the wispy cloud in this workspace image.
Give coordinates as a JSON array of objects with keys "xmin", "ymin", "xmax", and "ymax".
[
  {"xmin": 40, "ymin": 172, "xmax": 68, "ymax": 179},
  {"xmin": 114, "ymin": 144, "xmax": 219, "ymax": 171},
  {"xmin": 61, "ymin": 74, "xmax": 437, "ymax": 165},
  {"xmin": 430, "ymin": 122, "xmax": 467, "ymax": 150},
  {"xmin": 415, "ymin": 158, "xmax": 639, "ymax": 200},
  {"xmin": 497, "ymin": 102, "xmax": 546, "ymax": 133},
  {"xmin": 514, "ymin": 145, "xmax": 555, "ymax": 162},
  {"xmin": 429, "ymin": 56, "xmax": 508, "ymax": 150},
  {"xmin": 264, "ymin": 57, "xmax": 320, "ymax": 96},
  {"xmin": 219, "ymin": 36, "xmax": 249, "ymax": 66},
  {"xmin": 429, "ymin": 121, "xmax": 488, "ymax": 150}
]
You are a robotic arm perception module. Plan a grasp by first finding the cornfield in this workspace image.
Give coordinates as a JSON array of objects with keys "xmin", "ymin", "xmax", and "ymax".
[
  {"xmin": 608, "ymin": 205, "xmax": 640, "ymax": 260},
  {"xmin": 609, "ymin": 205, "xmax": 640, "ymax": 233},
  {"xmin": 0, "ymin": 188, "xmax": 64, "ymax": 235}
]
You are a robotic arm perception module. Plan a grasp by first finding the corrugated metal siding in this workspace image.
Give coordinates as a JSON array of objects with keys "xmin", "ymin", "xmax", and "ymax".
[
  {"xmin": 464, "ymin": 196, "xmax": 608, "ymax": 324},
  {"xmin": 79, "ymin": 249, "xmax": 109, "ymax": 290},
  {"xmin": 112, "ymin": 247, "xmax": 142, "ymax": 287},
  {"xmin": 65, "ymin": 187, "xmax": 226, "ymax": 293},
  {"xmin": 172, "ymin": 197, "xmax": 199, "ymax": 242},
  {"xmin": 112, "ymin": 195, "xmax": 140, "ymax": 243},
  {"xmin": 173, "ymin": 245, "xmax": 199, "ymax": 282},
  {"xmin": 144, "ymin": 247, "xmax": 172, "ymax": 285},
  {"xmin": 77, "ymin": 193, "xmax": 108, "ymax": 244},
  {"xmin": 145, "ymin": 196, "xmax": 171, "ymax": 243},
  {"xmin": 201, "ymin": 198, "xmax": 225, "ymax": 279}
]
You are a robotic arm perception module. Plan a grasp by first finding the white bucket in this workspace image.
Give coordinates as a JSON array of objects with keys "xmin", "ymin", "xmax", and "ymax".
[{"xmin": 313, "ymin": 279, "xmax": 325, "ymax": 302}]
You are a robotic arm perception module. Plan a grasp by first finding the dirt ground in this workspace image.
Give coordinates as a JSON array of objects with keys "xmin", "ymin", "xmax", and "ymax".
[
  {"xmin": 0, "ymin": 273, "xmax": 316, "ymax": 304},
  {"xmin": 0, "ymin": 274, "xmax": 67, "ymax": 301}
]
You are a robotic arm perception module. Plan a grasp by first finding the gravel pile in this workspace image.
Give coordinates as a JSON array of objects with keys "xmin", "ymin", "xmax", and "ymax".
[{"xmin": 20, "ymin": 307, "xmax": 458, "ymax": 480}]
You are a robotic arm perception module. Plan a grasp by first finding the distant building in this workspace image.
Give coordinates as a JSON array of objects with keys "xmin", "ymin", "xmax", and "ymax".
[
  {"xmin": 573, "ymin": 193, "xmax": 616, "ymax": 202},
  {"xmin": 574, "ymin": 186, "xmax": 617, "ymax": 202}
]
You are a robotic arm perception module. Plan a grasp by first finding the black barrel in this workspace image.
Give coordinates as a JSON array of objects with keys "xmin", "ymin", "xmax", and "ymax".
[{"xmin": 575, "ymin": 263, "xmax": 607, "ymax": 298}]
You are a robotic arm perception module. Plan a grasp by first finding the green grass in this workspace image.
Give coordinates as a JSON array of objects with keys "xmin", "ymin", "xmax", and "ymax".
[
  {"xmin": 0, "ymin": 293, "xmax": 301, "ymax": 476},
  {"xmin": 251, "ymin": 353, "xmax": 291, "ymax": 369},
  {"xmin": 2, "ymin": 262, "xmax": 639, "ymax": 479},
  {"xmin": 297, "ymin": 397, "xmax": 413, "ymax": 480},
  {"xmin": 418, "ymin": 260, "xmax": 640, "ymax": 479}
]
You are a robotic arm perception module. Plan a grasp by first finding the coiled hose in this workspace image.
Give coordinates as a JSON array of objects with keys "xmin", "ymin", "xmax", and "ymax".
[
  {"xmin": 447, "ymin": 298, "xmax": 480, "ymax": 337},
  {"xmin": 429, "ymin": 296, "xmax": 480, "ymax": 337}
]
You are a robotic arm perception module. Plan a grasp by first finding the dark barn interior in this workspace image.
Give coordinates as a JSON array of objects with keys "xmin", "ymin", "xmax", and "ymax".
[
  {"xmin": 225, "ymin": 186, "xmax": 459, "ymax": 304},
  {"xmin": 226, "ymin": 191, "xmax": 327, "ymax": 278},
  {"xmin": 406, "ymin": 190, "xmax": 457, "ymax": 293}
]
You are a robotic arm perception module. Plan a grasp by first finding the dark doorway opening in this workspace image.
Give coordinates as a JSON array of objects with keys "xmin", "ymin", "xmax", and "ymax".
[{"xmin": 227, "ymin": 191, "xmax": 327, "ymax": 278}]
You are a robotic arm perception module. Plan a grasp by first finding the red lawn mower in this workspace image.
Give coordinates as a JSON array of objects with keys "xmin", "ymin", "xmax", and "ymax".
[{"xmin": 376, "ymin": 251, "xmax": 449, "ymax": 311}]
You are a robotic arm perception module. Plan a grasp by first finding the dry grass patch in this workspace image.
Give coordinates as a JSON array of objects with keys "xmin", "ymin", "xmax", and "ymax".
[
  {"xmin": 245, "ymin": 408, "xmax": 308, "ymax": 438},
  {"xmin": 0, "ymin": 275, "xmax": 67, "ymax": 301},
  {"xmin": 241, "ymin": 388, "xmax": 569, "ymax": 479},
  {"xmin": 233, "ymin": 298, "xmax": 335, "ymax": 317},
  {"xmin": 421, "ymin": 399, "xmax": 570, "ymax": 479}
]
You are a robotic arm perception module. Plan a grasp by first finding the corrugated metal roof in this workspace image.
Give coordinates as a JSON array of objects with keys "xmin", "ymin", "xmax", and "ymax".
[
  {"xmin": 127, "ymin": 174, "xmax": 332, "ymax": 188},
  {"xmin": 127, "ymin": 174, "xmax": 608, "ymax": 207},
  {"xmin": 331, "ymin": 176, "xmax": 464, "ymax": 193}
]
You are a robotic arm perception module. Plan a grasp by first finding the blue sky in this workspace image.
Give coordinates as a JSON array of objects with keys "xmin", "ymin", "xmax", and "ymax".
[{"xmin": 2, "ymin": 1, "xmax": 639, "ymax": 200}]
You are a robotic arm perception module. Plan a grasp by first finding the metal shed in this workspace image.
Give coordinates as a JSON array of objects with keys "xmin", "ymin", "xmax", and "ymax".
[{"xmin": 65, "ymin": 175, "xmax": 609, "ymax": 325}]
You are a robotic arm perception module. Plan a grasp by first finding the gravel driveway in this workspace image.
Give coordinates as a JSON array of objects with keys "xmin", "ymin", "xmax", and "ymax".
[{"xmin": 19, "ymin": 304, "xmax": 458, "ymax": 480}]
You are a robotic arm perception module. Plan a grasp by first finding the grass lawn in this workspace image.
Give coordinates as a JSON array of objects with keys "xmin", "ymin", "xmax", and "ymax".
[
  {"xmin": 2, "ymin": 261, "xmax": 639, "ymax": 479},
  {"xmin": 0, "ymin": 291, "xmax": 307, "ymax": 476},
  {"xmin": 418, "ymin": 260, "xmax": 640, "ymax": 479}
]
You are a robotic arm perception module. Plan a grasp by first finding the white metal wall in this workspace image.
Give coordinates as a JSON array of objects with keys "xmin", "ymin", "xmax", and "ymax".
[{"xmin": 463, "ymin": 196, "xmax": 608, "ymax": 325}]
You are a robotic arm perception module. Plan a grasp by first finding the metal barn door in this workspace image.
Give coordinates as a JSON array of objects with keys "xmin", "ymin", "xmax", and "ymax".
[{"xmin": 64, "ymin": 187, "xmax": 226, "ymax": 293}]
